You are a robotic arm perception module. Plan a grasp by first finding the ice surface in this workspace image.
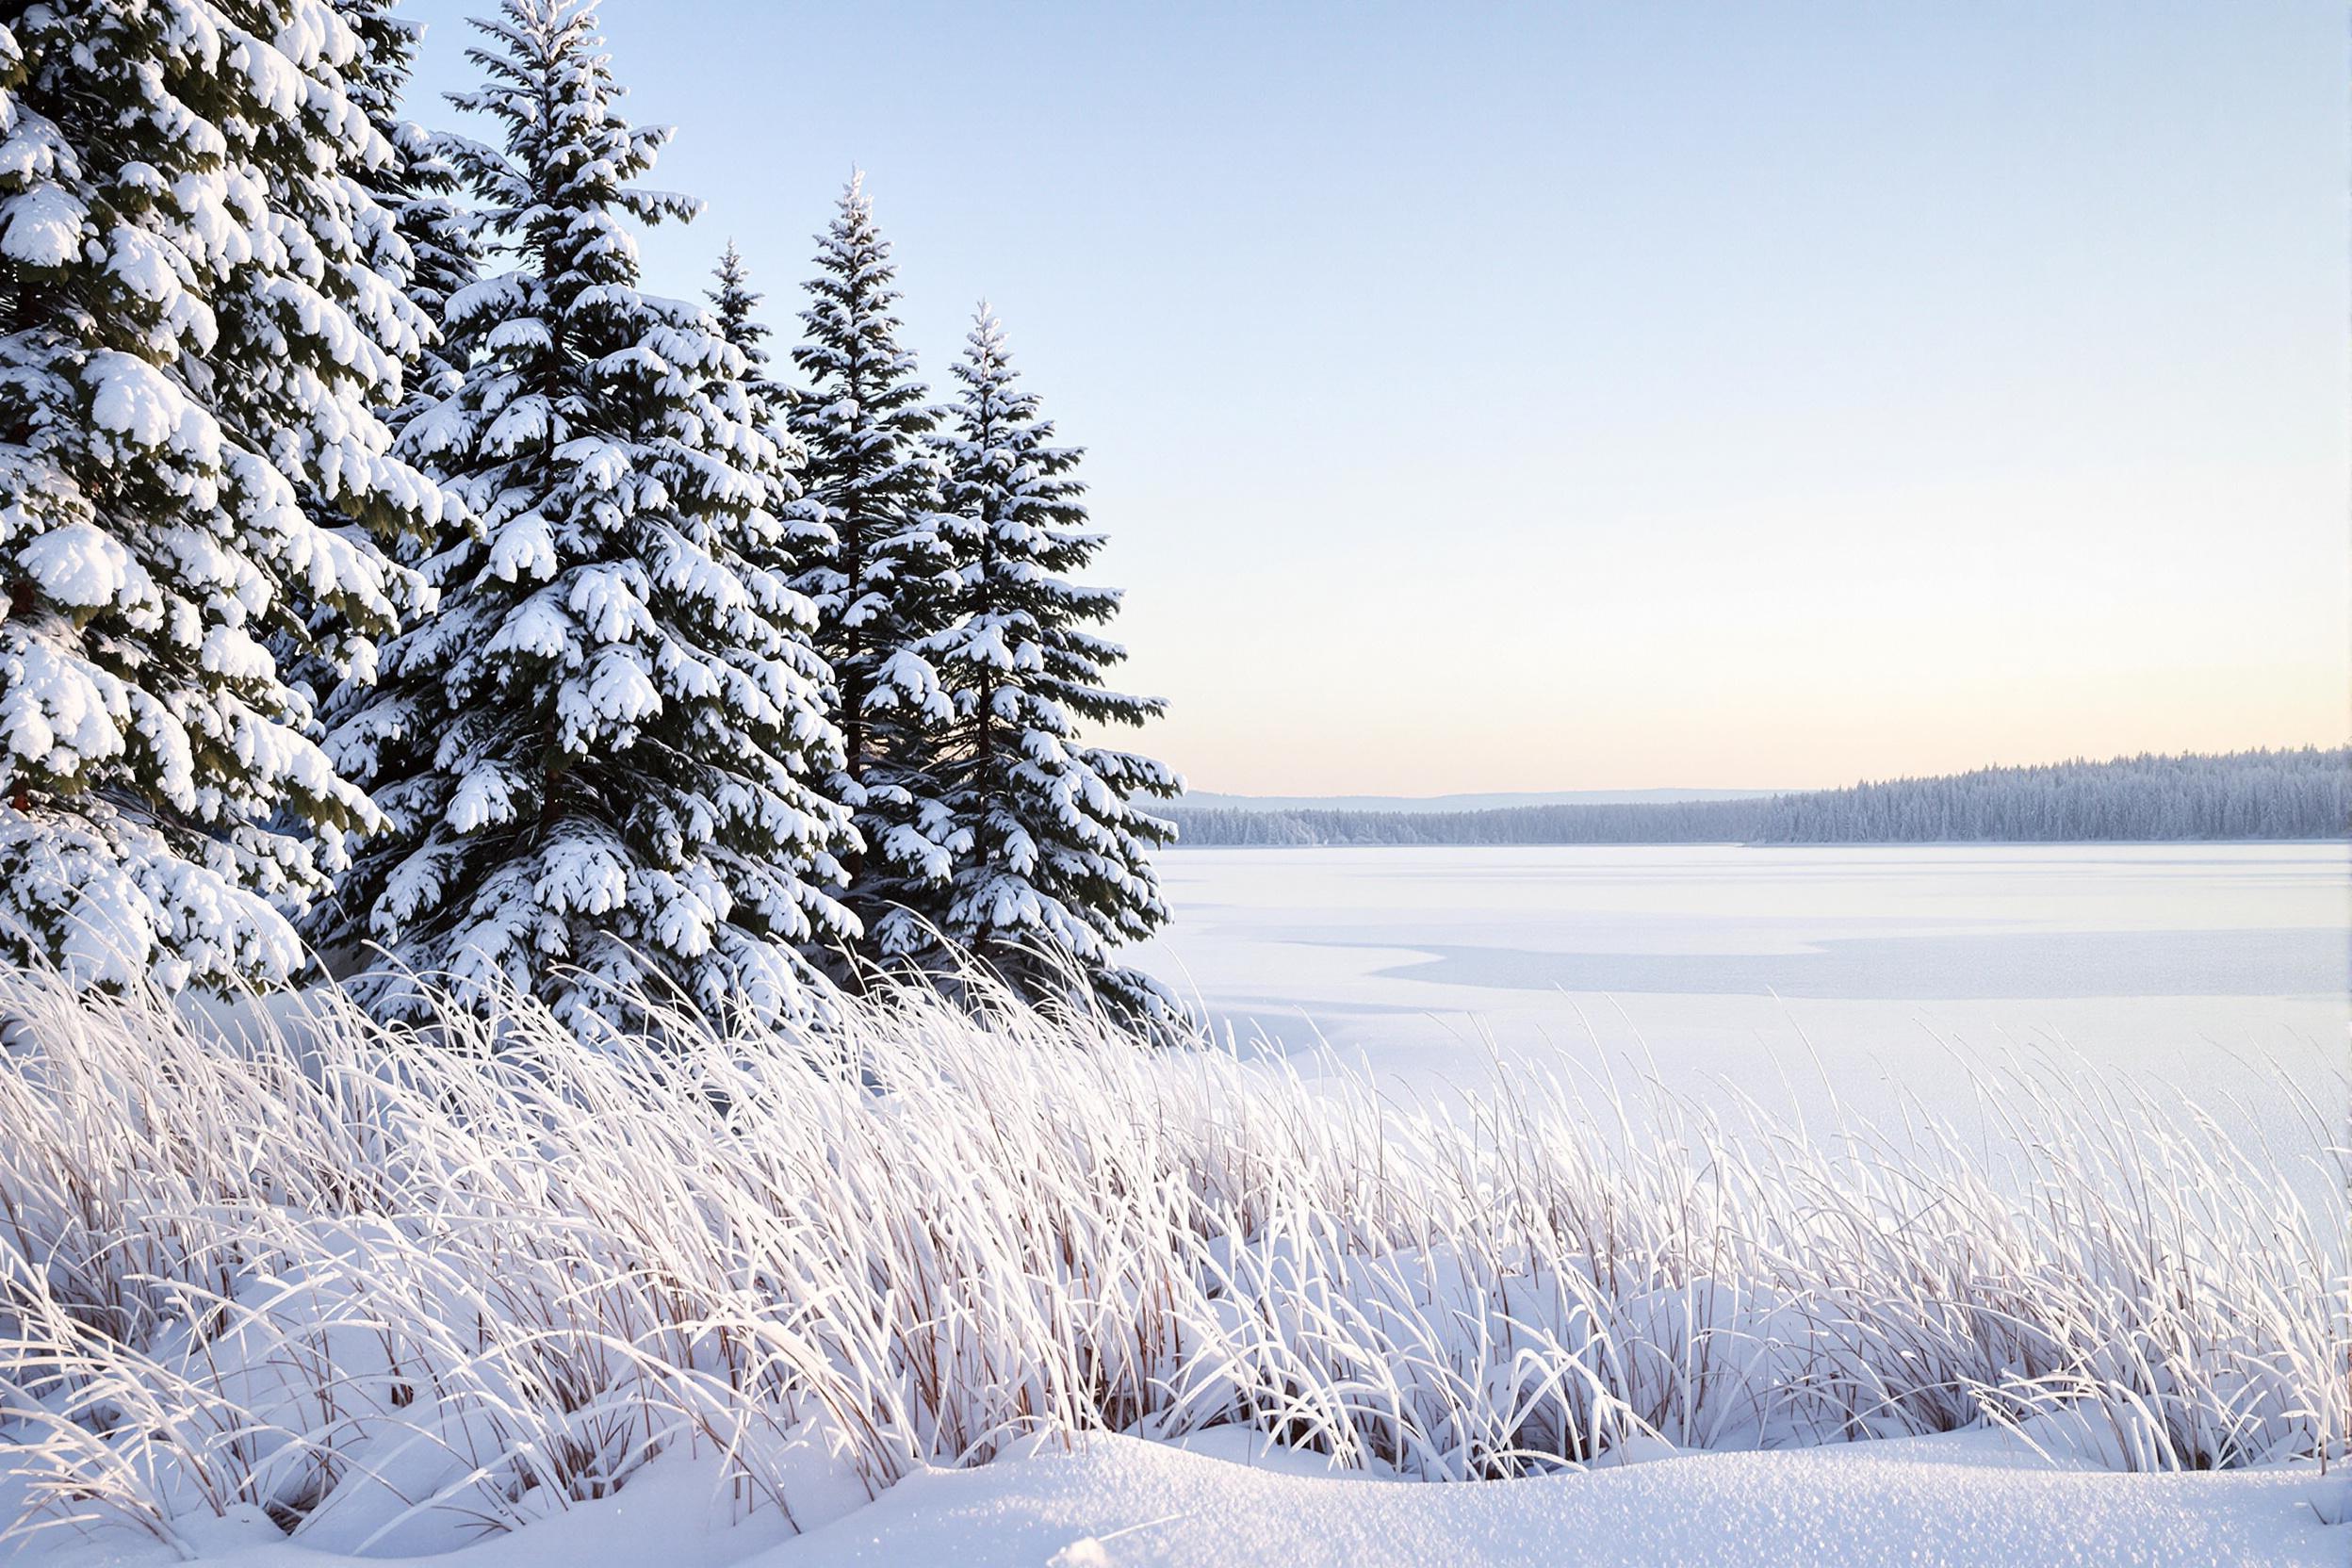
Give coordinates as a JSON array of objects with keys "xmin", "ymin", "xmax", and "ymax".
[{"xmin": 1126, "ymin": 842, "xmax": 2346, "ymax": 1149}]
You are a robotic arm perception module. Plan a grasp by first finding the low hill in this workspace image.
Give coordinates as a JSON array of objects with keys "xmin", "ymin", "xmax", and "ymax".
[{"xmin": 1164, "ymin": 747, "xmax": 2349, "ymax": 847}]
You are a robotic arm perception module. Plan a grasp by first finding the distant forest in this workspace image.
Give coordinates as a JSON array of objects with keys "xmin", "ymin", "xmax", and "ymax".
[{"xmin": 1167, "ymin": 747, "xmax": 2351, "ymax": 847}]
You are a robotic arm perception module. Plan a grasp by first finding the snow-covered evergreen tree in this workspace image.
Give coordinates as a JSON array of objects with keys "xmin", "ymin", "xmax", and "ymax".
[
  {"xmin": 323, "ymin": 0, "xmax": 857, "ymax": 1032},
  {"xmin": 334, "ymin": 0, "xmax": 478, "ymax": 438},
  {"xmin": 0, "ymin": 0, "xmax": 439, "ymax": 991},
  {"xmin": 708, "ymin": 240, "xmax": 788, "ymax": 430},
  {"xmin": 788, "ymin": 176, "xmax": 956, "ymax": 973},
  {"xmin": 279, "ymin": 0, "xmax": 483, "ymax": 721},
  {"xmin": 705, "ymin": 242, "xmax": 838, "ymax": 671},
  {"xmin": 698, "ymin": 246, "xmax": 859, "ymax": 924},
  {"xmin": 924, "ymin": 307, "xmax": 1179, "ymax": 1022}
]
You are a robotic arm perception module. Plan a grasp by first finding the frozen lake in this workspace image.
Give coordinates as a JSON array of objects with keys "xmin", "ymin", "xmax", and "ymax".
[{"xmin": 1127, "ymin": 843, "xmax": 2346, "ymax": 1134}]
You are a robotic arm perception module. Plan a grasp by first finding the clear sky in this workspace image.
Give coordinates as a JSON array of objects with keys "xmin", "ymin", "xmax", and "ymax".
[{"xmin": 400, "ymin": 1, "xmax": 2347, "ymax": 794}]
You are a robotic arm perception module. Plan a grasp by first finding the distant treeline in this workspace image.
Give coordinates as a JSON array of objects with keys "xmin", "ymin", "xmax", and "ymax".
[
  {"xmin": 1168, "ymin": 747, "xmax": 2351, "ymax": 847},
  {"xmin": 1168, "ymin": 797, "xmax": 1765, "ymax": 846}
]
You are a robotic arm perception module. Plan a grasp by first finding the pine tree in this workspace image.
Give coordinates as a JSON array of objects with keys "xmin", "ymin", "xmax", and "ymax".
[
  {"xmin": 924, "ymin": 307, "xmax": 1180, "ymax": 1022},
  {"xmin": 708, "ymin": 240, "xmax": 788, "ymax": 431},
  {"xmin": 334, "ymin": 0, "xmax": 479, "ymax": 439},
  {"xmin": 705, "ymin": 243, "xmax": 838, "ymax": 690},
  {"xmin": 788, "ymin": 176, "xmax": 956, "ymax": 974},
  {"xmin": 700, "ymin": 246, "xmax": 860, "ymax": 956},
  {"xmin": 323, "ymin": 0, "xmax": 857, "ymax": 1032},
  {"xmin": 0, "ymin": 1, "xmax": 439, "ymax": 991},
  {"xmin": 280, "ymin": 0, "xmax": 484, "ymax": 721}
]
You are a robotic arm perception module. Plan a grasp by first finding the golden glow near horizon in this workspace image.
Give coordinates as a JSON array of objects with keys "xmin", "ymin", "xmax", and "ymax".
[
  {"xmin": 1105, "ymin": 453, "xmax": 2347, "ymax": 796},
  {"xmin": 1081, "ymin": 17, "xmax": 2345, "ymax": 798}
]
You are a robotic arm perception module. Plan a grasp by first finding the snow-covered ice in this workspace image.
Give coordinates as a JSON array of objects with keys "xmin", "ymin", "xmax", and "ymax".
[
  {"xmin": 3, "ymin": 844, "xmax": 2339, "ymax": 1568},
  {"xmin": 1128, "ymin": 842, "xmax": 2345, "ymax": 1138}
]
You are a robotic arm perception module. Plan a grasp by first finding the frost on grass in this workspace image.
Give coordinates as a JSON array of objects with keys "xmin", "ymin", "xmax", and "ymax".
[{"xmin": 0, "ymin": 962, "xmax": 2341, "ymax": 1557}]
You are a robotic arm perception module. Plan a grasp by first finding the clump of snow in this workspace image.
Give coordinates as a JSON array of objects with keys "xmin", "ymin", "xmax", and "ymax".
[{"xmin": 0, "ymin": 184, "xmax": 86, "ymax": 267}]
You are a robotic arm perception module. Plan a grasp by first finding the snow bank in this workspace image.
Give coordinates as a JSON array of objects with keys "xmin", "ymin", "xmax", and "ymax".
[
  {"xmin": 10, "ymin": 1431, "xmax": 2344, "ymax": 1567},
  {"xmin": 754, "ymin": 1429, "xmax": 2349, "ymax": 1568}
]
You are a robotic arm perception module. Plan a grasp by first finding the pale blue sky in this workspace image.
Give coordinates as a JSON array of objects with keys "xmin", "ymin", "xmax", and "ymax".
[{"xmin": 400, "ymin": 1, "xmax": 2346, "ymax": 793}]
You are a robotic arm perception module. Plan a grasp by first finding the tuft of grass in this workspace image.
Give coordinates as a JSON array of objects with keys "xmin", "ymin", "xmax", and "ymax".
[{"xmin": 0, "ymin": 960, "xmax": 2341, "ymax": 1556}]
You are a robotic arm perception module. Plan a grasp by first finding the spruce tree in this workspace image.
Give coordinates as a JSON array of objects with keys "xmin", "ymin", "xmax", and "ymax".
[
  {"xmin": 700, "ymin": 244, "xmax": 859, "ymax": 943},
  {"xmin": 280, "ymin": 0, "xmax": 483, "ymax": 720},
  {"xmin": 0, "ymin": 0, "xmax": 438, "ymax": 991},
  {"xmin": 708, "ymin": 241, "xmax": 788, "ymax": 431},
  {"xmin": 788, "ymin": 177, "xmax": 956, "ymax": 974},
  {"xmin": 704, "ymin": 244, "xmax": 839, "ymax": 715},
  {"xmin": 324, "ymin": 0, "xmax": 857, "ymax": 1032},
  {"xmin": 925, "ymin": 307, "xmax": 1180, "ymax": 1022},
  {"xmin": 335, "ymin": 0, "xmax": 479, "ymax": 438}
]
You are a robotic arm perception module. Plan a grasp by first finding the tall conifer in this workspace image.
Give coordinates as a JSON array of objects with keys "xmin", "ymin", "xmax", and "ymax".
[
  {"xmin": 326, "ymin": 0, "xmax": 856, "ymax": 1031},
  {"xmin": 925, "ymin": 308, "xmax": 1179, "ymax": 1022},
  {"xmin": 0, "ymin": 0, "xmax": 439, "ymax": 989},
  {"xmin": 708, "ymin": 241, "xmax": 788, "ymax": 429},
  {"xmin": 335, "ymin": 0, "xmax": 480, "ymax": 437},
  {"xmin": 787, "ymin": 177, "xmax": 955, "ymax": 972},
  {"xmin": 281, "ymin": 0, "xmax": 483, "ymax": 721}
]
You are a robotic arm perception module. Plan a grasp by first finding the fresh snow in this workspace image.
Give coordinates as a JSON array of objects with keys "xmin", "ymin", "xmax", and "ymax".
[
  {"xmin": 0, "ymin": 183, "xmax": 84, "ymax": 266},
  {"xmin": 8, "ymin": 1431, "xmax": 2342, "ymax": 1567},
  {"xmin": 723, "ymin": 1430, "xmax": 2350, "ymax": 1568}
]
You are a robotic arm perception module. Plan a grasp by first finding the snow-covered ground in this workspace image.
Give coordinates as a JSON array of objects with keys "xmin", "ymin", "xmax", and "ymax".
[
  {"xmin": 13, "ymin": 1429, "xmax": 2344, "ymax": 1567},
  {"xmin": 695, "ymin": 1428, "xmax": 2352, "ymax": 1568}
]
